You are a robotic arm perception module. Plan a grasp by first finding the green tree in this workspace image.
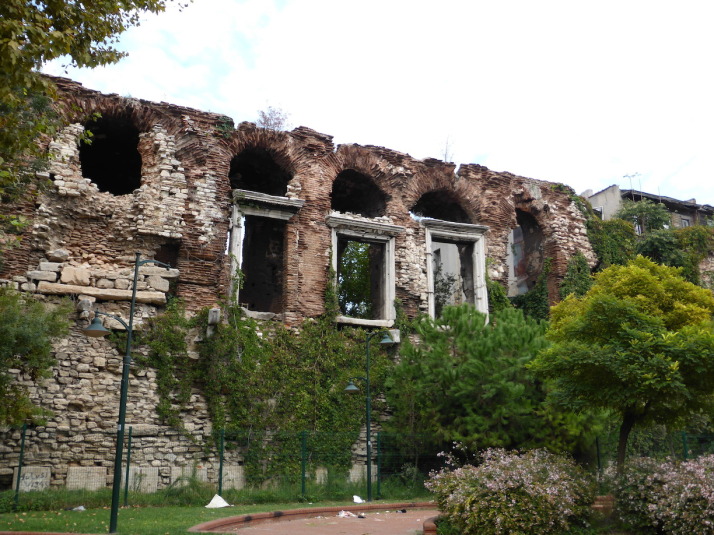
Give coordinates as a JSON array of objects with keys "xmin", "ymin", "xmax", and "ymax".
[
  {"xmin": 615, "ymin": 198, "xmax": 671, "ymax": 235},
  {"xmin": 530, "ymin": 256, "xmax": 714, "ymax": 470},
  {"xmin": 385, "ymin": 304, "xmax": 594, "ymax": 453},
  {"xmin": 337, "ymin": 241, "xmax": 372, "ymax": 318},
  {"xmin": 0, "ymin": 290, "xmax": 71, "ymax": 425}
]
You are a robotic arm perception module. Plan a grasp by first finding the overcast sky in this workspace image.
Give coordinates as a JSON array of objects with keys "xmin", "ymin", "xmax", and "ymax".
[{"xmin": 43, "ymin": 0, "xmax": 714, "ymax": 204}]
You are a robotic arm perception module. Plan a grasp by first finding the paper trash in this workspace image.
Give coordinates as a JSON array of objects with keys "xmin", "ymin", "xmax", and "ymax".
[{"xmin": 205, "ymin": 494, "xmax": 232, "ymax": 508}]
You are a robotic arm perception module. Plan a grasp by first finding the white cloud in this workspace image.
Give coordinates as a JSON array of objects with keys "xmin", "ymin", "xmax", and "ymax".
[{"xmin": 42, "ymin": 0, "xmax": 714, "ymax": 204}]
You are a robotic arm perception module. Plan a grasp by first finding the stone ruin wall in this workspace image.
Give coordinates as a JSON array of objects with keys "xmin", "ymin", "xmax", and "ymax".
[{"xmin": 0, "ymin": 77, "xmax": 596, "ymax": 491}]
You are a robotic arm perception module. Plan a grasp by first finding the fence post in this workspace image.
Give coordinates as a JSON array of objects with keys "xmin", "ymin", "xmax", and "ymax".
[
  {"xmin": 218, "ymin": 429, "xmax": 225, "ymax": 496},
  {"xmin": 301, "ymin": 430, "xmax": 307, "ymax": 497},
  {"xmin": 376, "ymin": 432, "xmax": 382, "ymax": 500},
  {"xmin": 13, "ymin": 423, "xmax": 27, "ymax": 512},
  {"xmin": 124, "ymin": 426, "xmax": 133, "ymax": 506},
  {"xmin": 681, "ymin": 431, "xmax": 689, "ymax": 460},
  {"xmin": 595, "ymin": 436, "xmax": 602, "ymax": 477}
]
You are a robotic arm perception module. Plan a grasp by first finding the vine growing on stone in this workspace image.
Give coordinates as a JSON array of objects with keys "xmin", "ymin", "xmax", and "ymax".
[{"xmin": 138, "ymin": 298, "xmax": 396, "ymax": 485}]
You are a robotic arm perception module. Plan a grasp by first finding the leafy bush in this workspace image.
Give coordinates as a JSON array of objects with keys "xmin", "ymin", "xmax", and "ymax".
[
  {"xmin": 615, "ymin": 455, "xmax": 714, "ymax": 534},
  {"xmin": 426, "ymin": 448, "xmax": 596, "ymax": 535}
]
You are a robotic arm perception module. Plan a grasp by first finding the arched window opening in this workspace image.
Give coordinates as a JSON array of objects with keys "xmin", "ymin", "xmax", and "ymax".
[
  {"xmin": 229, "ymin": 148, "xmax": 291, "ymax": 196},
  {"xmin": 507, "ymin": 210, "xmax": 544, "ymax": 296},
  {"xmin": 331, "ymin": 169, "xmax": 387, "ymax": 217},
  {"xmin": 411, "ymin": 190, "xmax": 469, "ymax": 223},
  {"xmin": 79, "ymin": 114, "xmax": 142, "ymax": 195}
]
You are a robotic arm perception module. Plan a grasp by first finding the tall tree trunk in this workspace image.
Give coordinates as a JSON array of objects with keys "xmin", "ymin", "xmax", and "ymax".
[{"xmin": 617, "ymin": 411, "xmax": 637, "ymax": 473}]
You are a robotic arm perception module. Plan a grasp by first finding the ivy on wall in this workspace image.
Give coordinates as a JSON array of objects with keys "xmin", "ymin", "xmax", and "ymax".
[
  {"xmin": 137, "ymin": 301, "xmax": 395, "ymax": 484},
  {"xmin": 559, "ymin": 252, "xmax": 593, "ymax": 299},
  {"xmin": 511, "ymin": 259, "xmax": 552, "ymax": 321},
  {"xmin": 586, "ymin": 217, "xmax": 637, "ymax": 269}
]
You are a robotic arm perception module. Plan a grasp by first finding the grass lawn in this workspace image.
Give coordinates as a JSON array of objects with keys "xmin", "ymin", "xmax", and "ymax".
[{"xmin": 0, "ymin": 500, "xmax": 368, "ymax": 534}]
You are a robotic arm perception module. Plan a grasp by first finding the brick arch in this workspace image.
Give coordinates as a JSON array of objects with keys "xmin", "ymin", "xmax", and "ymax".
[
  {"xmin": 510, "ymin": 186, "xmax": 569, "ymax": 302},
  {"xmin": 227, "ymin": 126, "xmax": 299, "ymax": 177},
  {"xmin": 408, "ymin": 187, "xmax": 475, "ymax": 224},
  {"xmin": 327, "ymin": 145, "xmax": 399, "ymax": 217},
  {"xmin": 56, "ymin": 98, "xmax": 182, "ymax": 196},
  {"xmin": 402, "ymin": 164, "xmax": 480, "ymax": 223},
  {"xmin": 331, "ymin": 144, "xmax": 396, "ymax": 186}
]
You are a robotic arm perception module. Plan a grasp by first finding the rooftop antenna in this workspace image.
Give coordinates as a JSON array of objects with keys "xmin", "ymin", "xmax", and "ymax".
[{"xmin": 623, "ymin": 173, "xmax": 641, "ymax": 201}]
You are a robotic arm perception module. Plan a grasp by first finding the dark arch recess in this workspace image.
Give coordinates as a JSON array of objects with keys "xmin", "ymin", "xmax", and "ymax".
[
  {"xmin": 229, "ymin": 147, "xmax": 292, "ymax": 196},
  {"xmin": 79, "ymin": 114, "xmax": 142, "ymax": 195},
  {"xmin": 411, "ymin": 190, "xmax": 470, "ymax": 223},
  {"xmin": 331, "ymin": 169, "xmax": 387, "ymax": 217}
]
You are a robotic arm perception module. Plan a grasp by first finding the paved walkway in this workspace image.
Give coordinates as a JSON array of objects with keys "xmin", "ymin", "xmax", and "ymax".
[
  {"xmin": 231, "ymin": 509, "xmax": 438, "ymax": 535},
  {"xmin": 189, "ymin": 503, "xmax": 438, "ymax": 534}
]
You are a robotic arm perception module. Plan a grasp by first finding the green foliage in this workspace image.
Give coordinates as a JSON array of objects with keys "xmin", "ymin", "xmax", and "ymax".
[
  {"xmin": 1, "ymin": 0, "xmax": 177, "ymax": 94},
  {"xmin": 0, "ymin": 290, "xmax": 71, "ymax": 425},
  {"xmin": 614, "ymin": 456, "xmax": 714, "ymax": 535},
  {"xmin": 530, "ymin": 256, "xmax": 714, "ymax": 468},
  {"xmin": 214, "ymin": 115, "xmax": 234, "ymax": 138},
  {"xmin": 586, "ymin": 217, "xmax": 637, "ymax": 269},
  {"xmin": 427, "ymin": 448, "xmax": 596, "ymax": 535},
  {"xmin": 337, "ymin": 241, "xmax": 372, "ymax": 318},
  {"xmin": 485, "ymin": 270, "xmax": 512, "ymax": 314},
  {"xmin": 192, "ymin": 309, "xmax": 391, "ymax": 484},
  {"xmin": 673, "ymin": 225, "xmax": 714, "ymax": 285},
  {"xmin": 635, "ymin": 229, "xmax": 687, "ymax": 273},
  {"xmin": 559, "ymin": 252, "xmax": 593, "ymax": 299},
  {"xmin": 511, "ymin": 258, "xmax": 552, "ymax": 320},
  {"xmin": 385, "ymin": 304, "xmax": 594, "ymax": 453},
  {"xmin": 136, "ymin": 298, "xmax": 193, "ymax": 428},
  {"xmin": 615, "ymin": 198, "xmax": 671, "ymax": 234},
  {"xmin": 630, "ymin": 225, "xmax": 714, "ymax": 286},
  {"xmin": 0, "ymin": 88, "xmax": 56, "ymax": 199}
]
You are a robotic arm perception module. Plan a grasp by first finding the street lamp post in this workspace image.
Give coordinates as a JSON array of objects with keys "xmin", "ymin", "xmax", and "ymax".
[
  {"xmin": 345, "ymin": 330, "xmax": 395, "ymax": 502},
  {"xmin": 82, "ymin": 253, "xmax": 170, "ymax": 533}
]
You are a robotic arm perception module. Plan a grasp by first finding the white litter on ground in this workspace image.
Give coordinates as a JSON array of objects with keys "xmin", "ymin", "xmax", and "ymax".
[
  {"xmin": 205, "ymin": 494, "xmax": 232, "ymax": 508},
  {"xmin": 353, "ymin": 495, "xmax": 364, "ymax": 503}
]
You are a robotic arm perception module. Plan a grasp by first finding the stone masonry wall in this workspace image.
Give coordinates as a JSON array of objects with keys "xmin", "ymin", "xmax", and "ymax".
[{"xmin": 0, "ymin": 76, "xmax": 596, "ymax": 491}]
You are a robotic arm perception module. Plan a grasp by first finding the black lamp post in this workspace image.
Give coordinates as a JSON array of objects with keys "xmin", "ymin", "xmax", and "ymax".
[
  {"xmin": 82, "ymin": 253, "xmax": 170, "ymax": 533},
  {"xmin": 345, "ymin": 330, "xmax": 395, "ymax": 502}
]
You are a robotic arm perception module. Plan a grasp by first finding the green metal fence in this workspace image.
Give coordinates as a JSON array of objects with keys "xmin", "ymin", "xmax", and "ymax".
[{"xmin": 6, "ymin": 423, "xmax": 714, "ymax": 510}]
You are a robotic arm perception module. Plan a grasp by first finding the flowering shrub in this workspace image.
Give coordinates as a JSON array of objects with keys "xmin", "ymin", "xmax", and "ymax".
[
  {"xmin": 426, "ymin": 448, "xmax": 596, "ymax": 535},
  {"xmin": 615, "ymin": 455, "xmax": 714, "ymax": 534}
]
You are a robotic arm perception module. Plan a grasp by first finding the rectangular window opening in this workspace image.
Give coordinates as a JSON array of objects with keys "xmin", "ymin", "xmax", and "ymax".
[
  {"xmin": 239, "ymin": 215, "xmax": 286, "ymax": 313},
  {"xmin": 336, "ymin": 237, "xmax": 386, "ymax": 320},
  {"xmin": 432, "ymin": 240, "xmax": 475, "ymax": 317}
]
